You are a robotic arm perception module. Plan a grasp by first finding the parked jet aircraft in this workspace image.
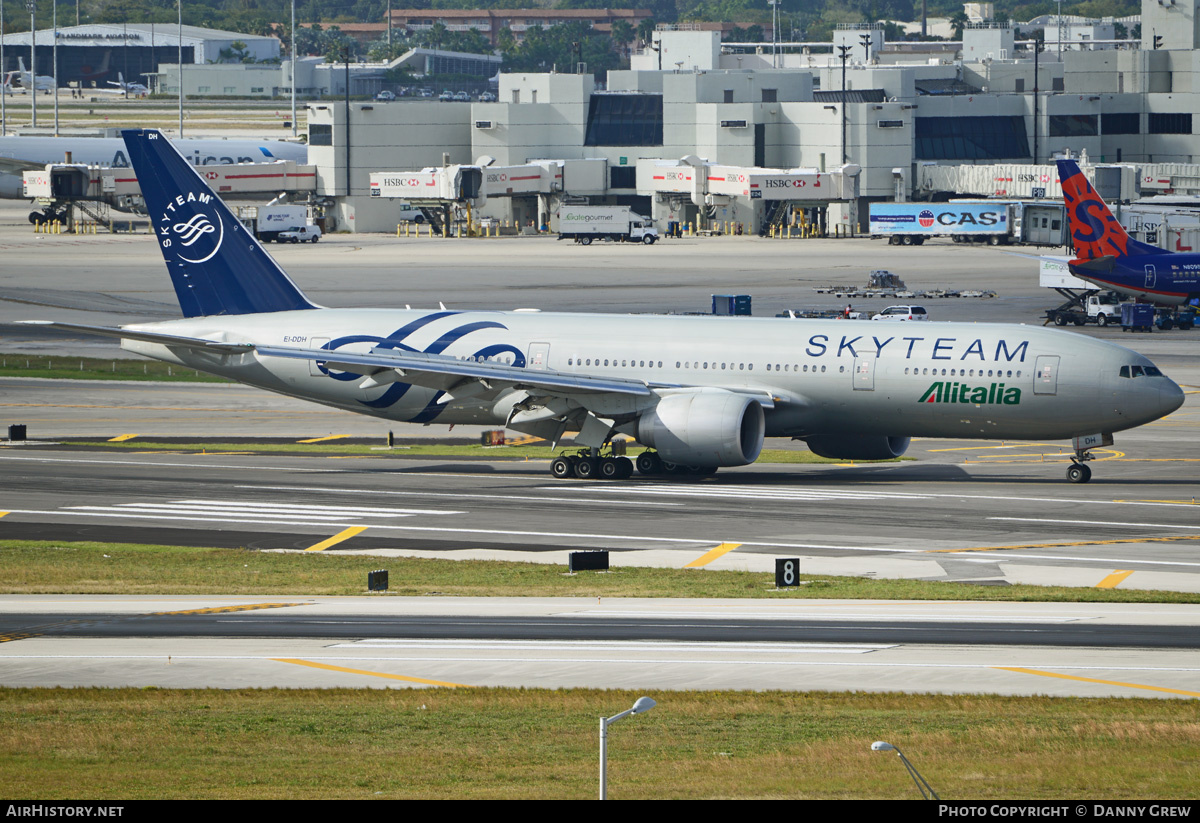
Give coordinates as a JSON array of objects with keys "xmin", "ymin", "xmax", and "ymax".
[
  {"xmin": 19, "ymin": 130, "xmax": 1186, "ymax": 483},
  {"xmin": 0, "ymin": 134, "xmax": 307, "ymax": 219},
  {"xmin": 1059, "ymin": 158, "xmax": 1200, "ymax": 306},
  {"xmin": 13, "ymin": 57, "xmax": 56, "ymax": 92},
  {"xmin": 100, "ymin": 72, "xmax": 149, "ymax": 97}
]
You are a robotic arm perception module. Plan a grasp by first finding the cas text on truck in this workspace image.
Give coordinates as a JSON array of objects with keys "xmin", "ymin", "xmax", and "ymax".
[{"xmin": 869, "ymin": 201, "xmax": 1066, "ymax": 247}]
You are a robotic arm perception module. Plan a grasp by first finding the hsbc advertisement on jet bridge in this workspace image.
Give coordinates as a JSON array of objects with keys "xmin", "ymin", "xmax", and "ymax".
[{"xmin": 869, "ymin": 203, "xmax": 1009, "ymax": 236}]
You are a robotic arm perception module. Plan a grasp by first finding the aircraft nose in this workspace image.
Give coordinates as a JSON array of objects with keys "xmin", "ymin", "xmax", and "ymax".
[{"xmin": 1160, "ymin": 378, "xmax": 1186, "ymax": 418}]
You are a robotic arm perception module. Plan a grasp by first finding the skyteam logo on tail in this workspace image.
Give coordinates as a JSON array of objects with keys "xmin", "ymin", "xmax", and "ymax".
[{"xmin": 157, "ymin": 190, "xmax": 224, "ymax": 264}]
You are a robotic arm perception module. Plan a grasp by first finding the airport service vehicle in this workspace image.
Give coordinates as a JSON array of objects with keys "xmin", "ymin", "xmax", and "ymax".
[
  {"xmin": 558, "ymin": 206, "xmax": 658, "ymax": 245},
  {"xmin": 278, "ymin": 225, "xmax": 322, "ymax": 243},
  {"xmin": 871, "ymin": 306, "xmax": 929, "ymax": 322},
  {"xmin": 243, "ymin": 204, "xmax": 312, "ymax": 243},
  {"xmin": 1058, "ymin": 158, "xmax": 1200, "ymax": 308},
  {"xmin": 479, "ymin": 91, "xmax": 497, "ymax": 102},
  {"xmin": 375, "ymin": 90, "xmax": 395, "ymax": 101},
  {"xmin": 870, "ymin": 201, "xmax": 1065, "ymax": 247},
  {"xmin": 1044, "ymin": 293, "xmax": 1125, "ymax": 327},
  {"xmin": 18, "ymin": 129, "xmax": 1186, "ymax": 485},
  {"xmin": 453, "ymin": 91, "xmax": 470, "ymax": 102}
]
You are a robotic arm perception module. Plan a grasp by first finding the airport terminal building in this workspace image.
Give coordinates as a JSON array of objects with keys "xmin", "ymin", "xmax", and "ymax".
[{"xmin": 307, "ymin": 0, "xmax": 1200, "ymax": 233}]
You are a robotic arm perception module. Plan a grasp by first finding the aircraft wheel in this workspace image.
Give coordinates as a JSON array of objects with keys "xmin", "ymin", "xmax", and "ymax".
[
  {"xmin": 599, "ymin": 457, "xmax": 623, "ymax": 479},
  {"xmin": 635, "ymin": 452, "xmax": 662, "ymax": 475},
  {"xmin": 660, "ymin": 460, "xmax": 684, "ymax": 475},
  {"xmin": 615, "ymin": 456, "xmax": 634, "ymax": 479},
  {"xmin": 574, "ymin": 458, "xmax": 599, "ymax": 479},
  {"xmin": 1066, "ymin": 463, "xmax": 1092, "ymax": 484},
  {"xmin": 550, "ymin": 456, "xmax": 574, "ymax": 479},
  {"xmin": 1096, "ymin": 314, "xmax": 1108, "ymax": 327}
]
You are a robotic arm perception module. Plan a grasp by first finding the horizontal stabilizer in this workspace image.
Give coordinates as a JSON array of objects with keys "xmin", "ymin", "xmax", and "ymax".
[
  {"xmin": 14, "ymin": 321, "xmax": 253, "ymax": 352},
  {"xmin": 1069, "ymin": 255, "xmax": 1116, "ymax": 273}
]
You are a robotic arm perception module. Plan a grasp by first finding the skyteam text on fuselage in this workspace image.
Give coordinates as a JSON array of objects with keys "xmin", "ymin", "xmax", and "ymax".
[
  {"xmin": 1059, "ymin": 158, "xmax": 1200, "ymax": 307},
  {"xmin": 19, "ymin": 130, "xmax": 1185, "ymax": 484}
]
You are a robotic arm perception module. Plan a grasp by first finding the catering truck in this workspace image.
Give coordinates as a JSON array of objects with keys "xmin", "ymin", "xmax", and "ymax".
[
  {"xmin": 869, "ymin": 201, "xmax": 1065, "ymax": 247},
  {"xmin": 557, "ymin": 206, "xmax": 658, "ymax": 245},
  {"xmin": 239, "ymin": 204, "xmax": 316, "ymax": 243}
]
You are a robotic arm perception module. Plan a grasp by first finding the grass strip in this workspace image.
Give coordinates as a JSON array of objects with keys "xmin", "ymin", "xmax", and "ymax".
[
  {"xmin": 0, "ymin": 355, "xmax": 229, "ymax": 383},
  {"xmin": 1, "ymin": 687, "xmax": 1198, "ymax": 799},
  {"xmin": 1, "ymin": 541, "xmax": 1195, "ymax": 602}
]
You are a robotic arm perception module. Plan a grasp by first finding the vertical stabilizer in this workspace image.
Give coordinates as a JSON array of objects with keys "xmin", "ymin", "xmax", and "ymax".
[
  {"xmin": 1057, "ymin": 158, "xmax": 1165, "ymax": 261},
  {"xmin": 122, "ymin": 128, "xmax": 318, "ymax": 317}
]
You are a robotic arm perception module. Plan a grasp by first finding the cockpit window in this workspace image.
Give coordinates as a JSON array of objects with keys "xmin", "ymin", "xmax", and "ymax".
[{"xmin": 1121, "ymin": 364, "xmax": 1162, "ymax": 378}]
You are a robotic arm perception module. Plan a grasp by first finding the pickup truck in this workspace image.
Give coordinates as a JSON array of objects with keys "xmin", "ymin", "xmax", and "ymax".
[{"xmin": 278, "ymin": 225, "xmax": 322, "ymax": 243}]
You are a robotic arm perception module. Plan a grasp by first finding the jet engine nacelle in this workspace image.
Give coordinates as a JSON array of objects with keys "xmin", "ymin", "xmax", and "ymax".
[
  {"xmin": 803, "ymin": 434, "xmax": 911, "ymax": 461},
  {"xmin": 636, "ymin": 389, "xmax": 765, "ymax": 467}
]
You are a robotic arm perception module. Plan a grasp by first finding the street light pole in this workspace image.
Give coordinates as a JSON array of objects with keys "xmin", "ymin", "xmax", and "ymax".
[
  {"xmin": 599, "ymin": 697, "xmax": 656, "ymax": 800},
  {"xmin": 859, "ymin": 31, "xmax": 871, "ymax": 62},
  {"xmin": 27, "ymin": 1, "xmax": 36, "ymax": 128},
  {"xmin": 290, "ymin": 0, "xmax": 296, "ymax": 138},
  {"xmin": 52, "ymin": 0, "xmax": 57, "ymax": 134},
  {"xmin": 1, "ymin": 0, "xmax": 7, "ymax": 136},
  {"xmin": 768, "ymin": 0, "xmax": 779, "ymax": 68},
  {"xmin": 837, "ymin": 43, "xmax": 851, "ymax": 165},
  {"xmin": 177, "ymin": 0, "xmax": 183, "ymax": 136},
  {"xmin": 871, "ymin": 741, "xmax": 940, "ymax": 800}
]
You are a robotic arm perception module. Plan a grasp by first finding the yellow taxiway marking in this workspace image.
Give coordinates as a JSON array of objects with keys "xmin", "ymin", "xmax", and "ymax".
[
  {"xmin": 150, "ymin": 602, "xmax": 310, "ymax": 616},
  {"xmin": 108, "ymin": 434, "xmax": 139, "ymax": 442},
  {"xmin": 0, "ymin": 511, "xmax": 7, "ymax": 518},
  {"xmin": 684, "ymin": 542, "xmax": 742, "ymax": 568},
  {"xmin": 273, "ymin": 658, "xmax": 468, "ymax": 688},
  {"xmin": 297, "ymin": 434, "xmax": 351, "ymax": 444},
  {"xmin": 1096, "ymin": 570, "xmax": 1135, "ymax": 589},
  {"xmin": 1123, "ymin": 499, "xmax": 1200, "ymax": 505},
  {"xmin": 305, "ymin": 526, "xmax": 368, "ymax": 552},
  {"xmin": 995, "ymin": 667, "xmax": 1200, "ymax": 698},
  {"xmin": 929, "ymin": 535, "xmax": 1200, "ymax": 554}
]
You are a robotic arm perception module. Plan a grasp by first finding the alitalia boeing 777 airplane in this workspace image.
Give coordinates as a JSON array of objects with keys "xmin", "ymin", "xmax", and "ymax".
[{"xmin": 20, "ymin": 130, "xmax": 1186, "ymax": 483}]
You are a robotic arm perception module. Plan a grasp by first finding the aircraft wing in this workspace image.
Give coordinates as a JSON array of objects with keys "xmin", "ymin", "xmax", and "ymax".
[
  {"xmin": 15, "ymin": 320, "xmax": 653, "ymax": 397},
  {"xmin": 0, "ymin": 156, "xmax": 46, "ymax": 176}
]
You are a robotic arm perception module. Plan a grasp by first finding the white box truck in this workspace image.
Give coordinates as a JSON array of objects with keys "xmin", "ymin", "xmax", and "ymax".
[
  {"xmin": 242, "ymin": 205, "xmax": 316, "ymax": 243},
  {"xmin": 558, "ymin": 206, "xmax": 658, "ymax": 245}
]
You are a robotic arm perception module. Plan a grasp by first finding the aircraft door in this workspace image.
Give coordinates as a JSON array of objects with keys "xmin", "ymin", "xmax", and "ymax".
[
  {"xmin": 309, "ymin": 337, "xmax": 330, "ymax": 377},
  {"xmin": 527, "ymin": 342, "xmax": 550, "ymax": 370},
  {"xmin": 1034, "ymin": 355, "xmax": 1059, "ymax": 395},
  {"xmin": 852, "ymin": 356, "xmax": 875, "ymax": 390},
  {"xmin": 1145, "ymin": 264, "xmax": 1157, "ymax": 289}
]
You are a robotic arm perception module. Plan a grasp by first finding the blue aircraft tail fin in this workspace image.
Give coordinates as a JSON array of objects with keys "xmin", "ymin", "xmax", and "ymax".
[{"xmin": 122, "ymin": 128, "xmax": 318, "ymax": 318}]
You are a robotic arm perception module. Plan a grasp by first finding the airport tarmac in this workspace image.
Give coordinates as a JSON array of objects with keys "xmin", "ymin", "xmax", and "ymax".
[
  {"xmin": 1, "ymin": 200, "xmax": 1199, "ymax": 695},
  {"xmin": 2, "ymin": 595, "xmax": 1199, "ymax": 698}
]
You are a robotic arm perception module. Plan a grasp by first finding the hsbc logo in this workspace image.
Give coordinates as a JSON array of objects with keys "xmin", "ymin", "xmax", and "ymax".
[{"xmin": 204, "ymin": 171, "xmax": 219, "ymax": 180}]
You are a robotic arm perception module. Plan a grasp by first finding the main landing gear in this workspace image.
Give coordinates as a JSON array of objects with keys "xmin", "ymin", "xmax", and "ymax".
[
  {"xmin": 550, "ymin": 448, "xmax": 633, "ymax": 480},
  {"xmin": 546, "ymin": 448, "xmax": 719, "ymax": 480}
]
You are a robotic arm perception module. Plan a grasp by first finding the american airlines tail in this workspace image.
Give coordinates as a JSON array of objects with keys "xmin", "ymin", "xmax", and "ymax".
[
  {"xmin": 1057, "ymin": 158, "xmax": 1167, "ymax": 264},
  {"xmin": 123, "ymin": 128, "xmax": 319, "ymax": 318}
]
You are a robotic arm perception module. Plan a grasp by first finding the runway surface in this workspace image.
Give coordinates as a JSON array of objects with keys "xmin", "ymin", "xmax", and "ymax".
[{"xmin": 2, "ymin": 595, "xmax": 1199, "ymax": 697}]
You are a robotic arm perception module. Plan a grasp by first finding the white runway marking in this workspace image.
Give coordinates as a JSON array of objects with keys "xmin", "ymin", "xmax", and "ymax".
[
  {"xmin": 540, "ymin": 484, "xmax": 935, "ymax": 502},
  {"xmin": 335, "ymin": 639, "xmax": 896, "ymax": 654},
  {"xmin": 990, "ymin": 516, "xmax": 1200, "ymax": 531}
]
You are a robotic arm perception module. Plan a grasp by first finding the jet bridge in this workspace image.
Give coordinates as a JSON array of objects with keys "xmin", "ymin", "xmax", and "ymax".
[
  {"xmin": 369, "ymin": 160, "xmax": 585, "ymax": 234},
  {"xmin": 636, "ymin": 158, "xmax": 860, "ymax": 235},
  {"xmin": 21, "ymin": 160, "xmax": 317, "ymax": 226}
]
